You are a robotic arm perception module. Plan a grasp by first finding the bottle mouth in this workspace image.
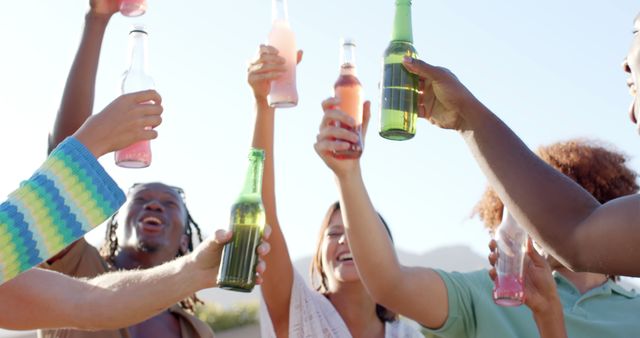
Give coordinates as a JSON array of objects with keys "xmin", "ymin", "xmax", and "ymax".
[
  {"xmin": 130, "ymin": 25, "xmax": 148, "ymax": 35},
  {"xmin": 249, "ymin": 148, "xmax": 265, "ymax": 160},
  {"xmin": 340, "ymin": 37, "xmax": 356, "ymax": 47}
]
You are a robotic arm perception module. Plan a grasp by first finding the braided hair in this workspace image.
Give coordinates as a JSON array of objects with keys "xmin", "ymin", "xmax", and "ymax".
[{"xmin": 100, "ymin": 187, "xmax": 205, "ymax": 313}]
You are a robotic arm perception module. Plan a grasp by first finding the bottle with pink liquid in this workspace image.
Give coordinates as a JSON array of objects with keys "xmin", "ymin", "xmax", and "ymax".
[
  {"xmin": 493, "ymin": 208, "xmax": 527, "ymax": 306},
  {"xmin": 119, "ymin": 0, "xmax": 147, "ymax": 17},
  {"xmin": 267, "ymin": 0, "xmax": 298, "ymax": 108},
  {"xmin": 333, "ymin": 38, "xmax": 363, "ymax": 159},
  {"xmin": 115, "ymin": 26, "xmax": 155, "ymax": 168}
]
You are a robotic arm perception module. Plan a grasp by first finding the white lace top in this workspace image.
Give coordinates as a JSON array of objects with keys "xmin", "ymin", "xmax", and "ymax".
[{"xmin": 260, "ymin": 270, "xmax": 424, "ymax": 338}]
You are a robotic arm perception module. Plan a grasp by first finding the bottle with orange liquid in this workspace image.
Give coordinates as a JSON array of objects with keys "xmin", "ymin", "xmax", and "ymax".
[
  {"xmin": 333, "ymin": 38, "xmax": 363, "ymax": 159},
  {"xmin": 267, "ymin": 0, "xmax": 298, "ymax": 108}
]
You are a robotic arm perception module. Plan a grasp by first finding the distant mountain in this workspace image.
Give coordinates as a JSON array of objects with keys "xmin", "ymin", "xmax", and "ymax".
[{"xmin": 198, "ymin": 245, "xmax": 489, "ymax": 308}]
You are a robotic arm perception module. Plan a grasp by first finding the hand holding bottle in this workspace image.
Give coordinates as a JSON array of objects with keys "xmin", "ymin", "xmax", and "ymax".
[
  {"xmin": 73, "ymin": 90, "xmax": 163, "ymax": 158},
  {"xmin": 248, "ymin": 45, "xmax": 303, "ymax": 104},
  {"xmin": 489, "ymin": 238, "xmax": 560, "ymax": 314},
  {"xmin": 402, "ymin": 56, "xmax": 486, "ymax": 132},
  {"xmin": 314, "ymin": 98, "xmax": 371, "ymax": 178},
  {"xmin": 194, "ymin": 225, "xmax": 272, "ymax": 288}
]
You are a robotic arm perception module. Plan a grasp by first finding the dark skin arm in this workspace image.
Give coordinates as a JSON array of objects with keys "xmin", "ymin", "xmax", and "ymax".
[
  {"xmin": 403, "ymin": 56, "xmax": 640, "ymax": 276},
  {"xmin": 48, "ymin": 0, "xmax": 119, "ymax": 154}
]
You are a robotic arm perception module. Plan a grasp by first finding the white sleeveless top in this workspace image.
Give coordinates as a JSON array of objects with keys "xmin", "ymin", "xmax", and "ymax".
[{"xmin": 260, "ymin": 271, "xmax": 424, "ymax": 338}]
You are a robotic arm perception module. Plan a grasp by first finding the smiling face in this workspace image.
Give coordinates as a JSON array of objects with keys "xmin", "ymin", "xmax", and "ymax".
[
  {"xmin": 119, "ymin": 183, "xmax": 188, "ymax": 259},
  {"xmin": 320, "ymin": 210, "xmax": 360, "ymax": 291},
  {"xmin": 624, "ymin": 13, "xmax": 640, "ymax": 129}
]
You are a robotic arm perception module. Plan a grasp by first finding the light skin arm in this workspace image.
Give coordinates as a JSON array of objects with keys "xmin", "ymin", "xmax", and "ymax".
[
  {"xmin": 247, "ymin": 44, "xmax": 302, "ymax": 336},
  {"xmin": 314, "ymin": 98, "xmax": 449, "ymax": 329},
  {"xmin": 48, "ymin": 0, "xmax": 119, "ymax": 154},
  {"xmin": 489, "ymin": 239, "xmax": 568, "ymax": 338},
  {"xmin": 403, "ymin": 57, "xmax": 640, "ymax": 276},
  {"xmin": 0, "ymin": 231, "xmax": 271, "ymax": 330}
]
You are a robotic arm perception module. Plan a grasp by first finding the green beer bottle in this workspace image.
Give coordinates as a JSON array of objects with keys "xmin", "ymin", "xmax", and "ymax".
[
  {"xmin": 217, "ymin": 148, "xmax": 266, "ymax": 292},
  {"xmin": 379, "ymin": 0, "xmax": 420, "ymax": 141}
]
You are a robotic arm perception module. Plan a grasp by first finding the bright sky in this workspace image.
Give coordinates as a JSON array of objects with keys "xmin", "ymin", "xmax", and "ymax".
[{"xmin": 1, "ymin": 1, "xmax": 639, "ymax": 269}]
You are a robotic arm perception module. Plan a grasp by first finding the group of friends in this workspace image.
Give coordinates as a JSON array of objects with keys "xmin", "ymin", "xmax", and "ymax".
[{"xmin": 1, "ymin": 1, "xmax": 640, "ymax": 338}]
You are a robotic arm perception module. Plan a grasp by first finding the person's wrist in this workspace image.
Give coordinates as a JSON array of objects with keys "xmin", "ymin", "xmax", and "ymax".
[
  {"xmin": 532, "ymin": 294, "xmax": 563, "ymax": 318},
  {"xmin": 72, "ymin": 130, "xmax": 104, "ymax": 158},
  {"xmin": 334, "ymin": 162, "xmax": 362, "ymax": 183},
  {"xmin": 184, "ymin": 251, "xmax": 218, "ymax": 289},
  {"xmin": 86, "ymin": 9, "xmax": 113, "ymax": 23},
  {"xmin": 254, "ymin": 95, "xmax": 271, "ymax": 108}
]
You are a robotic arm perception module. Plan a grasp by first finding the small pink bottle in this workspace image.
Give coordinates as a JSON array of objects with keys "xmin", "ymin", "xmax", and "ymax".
[
  {"xmin": 493, "ymin": 208, "xmax": 527, "ymax": 306},
  {"xmin": 115, "ymin": 26, "xmax": 155, "ymax": 168},
  {"xmin": 267, "ymin": 0, "xmax": 298, "ymax": 108},
  {"xmin": 119, "ymin": 0, "xmax": 147, "ymax": 17}
]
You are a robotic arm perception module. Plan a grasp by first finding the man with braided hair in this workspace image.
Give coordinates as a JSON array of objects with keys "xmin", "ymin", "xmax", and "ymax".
[
  {"xmin": 38, "ymin": 0, "xmax": 213, "ymax": 337},
  {"xmin": 40, "ymin": 182, "xmax": 213, "ymax": 338}
]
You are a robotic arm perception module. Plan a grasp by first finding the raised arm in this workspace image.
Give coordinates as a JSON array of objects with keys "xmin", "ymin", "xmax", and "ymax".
[
  {"xmin": 248, "ymin": 45, "xmax": 302, "ymax": 335},
  {"xmin": 314, "ymin": 98, "xmax": 449, "ymax": 329},
  {"xmin": 402, "ymin": 57, "xmax": 640, "ymax": 276},
  {"xmin": 0, "ymin": 231, "xmax": 238, "ymax": 330},
  {"xmin": 48, "ymin": 0, "xmax": 119, "ymax": 154}
]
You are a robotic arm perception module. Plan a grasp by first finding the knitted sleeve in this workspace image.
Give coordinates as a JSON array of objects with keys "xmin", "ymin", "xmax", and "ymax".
[{"xmin": 0, "ymin": 137, "xmax": 125, "ymax": 284}]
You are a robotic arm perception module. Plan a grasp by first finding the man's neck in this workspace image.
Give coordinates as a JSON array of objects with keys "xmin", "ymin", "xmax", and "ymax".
[
  {"xmin": 555, "ymin": 268, "xmax": 609, "ymax": 294},
  {"xmin": 113, "ymin": 248, "xmax": 172, "ymax": 270}
]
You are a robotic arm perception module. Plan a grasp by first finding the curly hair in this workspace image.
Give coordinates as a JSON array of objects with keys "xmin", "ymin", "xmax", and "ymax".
[
  {"xmin": 99, "ymin": 184, "xmax": 204, "ymax": 313},
  {"xmin": 310, "ymin": 202, "xmax": 398, "ymax": 323},
  {"xmin": 474, "ymin": 139, "xmax": 639, "ymax": 231}
]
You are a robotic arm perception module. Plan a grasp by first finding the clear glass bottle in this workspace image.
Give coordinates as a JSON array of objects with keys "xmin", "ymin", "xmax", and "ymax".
[
  {"xmin": 267, "ymin": 0, "xmax": 298, "ymax": 108},
  {"xmin": 493, "ymin": 208, "xmax": 527, "ymax": 306},
  {"xmin": 115, "ymin": 26, "xmax": 155, "ymax": 169}
]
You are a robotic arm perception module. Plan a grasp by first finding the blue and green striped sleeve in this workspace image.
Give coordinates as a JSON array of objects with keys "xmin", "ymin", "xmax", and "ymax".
[{"xmin": 0, "ymin": 137, "xmax": 125, "ymax": 284}]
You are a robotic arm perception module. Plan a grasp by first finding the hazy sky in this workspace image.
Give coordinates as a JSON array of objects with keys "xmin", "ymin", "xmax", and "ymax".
[{"xmin": 1, "ymin": 1, "xmax": 639, "ymax": 268}]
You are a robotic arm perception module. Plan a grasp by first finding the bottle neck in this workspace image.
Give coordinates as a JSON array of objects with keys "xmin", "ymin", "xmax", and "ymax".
[
  {"xmin": 391, "ymin": 0, "xmax": 414, "ymax": 43},
  {"xmin": 239, "ymin": 151, "xmax": 265, "ymax": 198},
  {"xmin": 128, "ymin": 31, "xmax": 150, "ymax": 73},
  {"xmin": 340, "ymin": 42, "xmax": 357, "ymax": 76},
  {"xmin": 272, "ymin": 0, "xmax": 289, "ymax": 24}
]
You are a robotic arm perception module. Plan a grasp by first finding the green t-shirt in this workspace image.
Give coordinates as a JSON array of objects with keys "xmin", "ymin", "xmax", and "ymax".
[{"xmin": 423, "ymin": 269, "xmax": 638, "ymax": 338}]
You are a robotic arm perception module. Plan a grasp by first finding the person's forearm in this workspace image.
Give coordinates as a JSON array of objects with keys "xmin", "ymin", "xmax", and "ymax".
[
  {"xmin": 0, "ymin": 257, "xmax": 208, "ymax": 330},
  {"xmin": 460, "ymin": 103, "xmax": 600, "ymax": 270},
  {"xmin": 336, "ymin": 168, "xmax": 403, "ymax": 296},
  {"xmin": 251, "ymin": 98, "xmax": 293, "ymax": 332},
  {"xmin": 532, "ymin": 302, "xmax": 567, "ymax": 338},
  {"xmin": 49, "ymin": 12, "xmax": 110, "ymax": 153},
  {"xmin": 252, "ymin": 99, "xmax": 279, "ymax": 238},
  {"xmin": 80, "ymin": 255, "xmax": 208, "ymax": 330},
  {"xmin": 336, "ymin": 169, "xmax": 449, "ymax": 327}
]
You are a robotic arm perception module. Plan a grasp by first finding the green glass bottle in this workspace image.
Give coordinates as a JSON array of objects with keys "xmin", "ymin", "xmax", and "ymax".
[
  {"xmin": 379, "ymin": 0, "xmax": 420, "ymax": 141},
  {"xmin": 217, "ymin": 148, "xmax": 266, "ymax": 292}
]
